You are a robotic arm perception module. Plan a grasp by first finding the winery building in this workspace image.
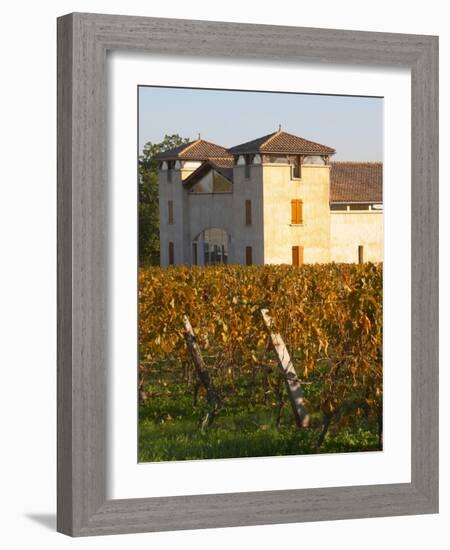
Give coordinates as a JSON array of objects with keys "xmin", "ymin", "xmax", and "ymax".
[{"xmin": 156, "ymin": 129, "xmax": 383, "ymax": 267}]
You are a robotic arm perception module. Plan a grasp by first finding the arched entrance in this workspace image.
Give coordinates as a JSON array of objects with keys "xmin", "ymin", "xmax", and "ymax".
[{"xmin": 193, "ymin": 228, "xmax": 230, "ymax": 265}]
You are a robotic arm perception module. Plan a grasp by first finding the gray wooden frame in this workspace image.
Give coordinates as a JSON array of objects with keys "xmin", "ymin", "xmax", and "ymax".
[{"xmin": 57, "ymin": 12, "xmax": 439, "ymax": 537}]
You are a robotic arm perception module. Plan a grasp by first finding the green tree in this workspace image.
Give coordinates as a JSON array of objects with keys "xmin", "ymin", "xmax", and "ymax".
[{"xmin": 139, "ymin": 134, "xmax": 190, "ymax": 264}]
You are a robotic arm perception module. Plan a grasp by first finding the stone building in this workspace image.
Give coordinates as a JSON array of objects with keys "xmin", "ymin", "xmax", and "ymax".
[{"xmin": 156, "ymin": 130, "xmax": 383, "ymax": 267}]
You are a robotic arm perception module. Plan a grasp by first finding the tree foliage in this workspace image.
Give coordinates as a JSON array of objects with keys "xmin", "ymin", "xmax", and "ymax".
[{"xmin": 139, "ymin": 134, "xmax": 190, "ymax": 264}]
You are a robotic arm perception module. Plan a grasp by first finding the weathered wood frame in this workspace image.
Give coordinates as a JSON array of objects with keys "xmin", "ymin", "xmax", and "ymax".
[{"xmin": 57, "ymin": 13, "xmax": 439, "ymax": 536}]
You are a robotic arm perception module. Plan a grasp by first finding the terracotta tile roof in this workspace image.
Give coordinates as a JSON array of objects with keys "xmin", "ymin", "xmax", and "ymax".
[
  {"xmin": 156, "ymin": 139, "xmax": 232, "ymax": 161},
  {"xmin": 227, "ymin": 132, "xmax": 277, "ymax": 154},
  {"xmin": 330, "ymin": 162, "xmax": 383, "ymax": 203},
  {"xmin": 228, "ymin": 130, "xmax": 336, "ymax": 155},
  {"xmin": 209, "ymin": 157, "xmax": 234, "ymax": 169}
]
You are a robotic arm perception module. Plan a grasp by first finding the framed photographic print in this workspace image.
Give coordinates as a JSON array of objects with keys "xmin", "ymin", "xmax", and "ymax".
[{"xmin": 57, "ymin": 13, "xmax": 438, "ymax": 536}]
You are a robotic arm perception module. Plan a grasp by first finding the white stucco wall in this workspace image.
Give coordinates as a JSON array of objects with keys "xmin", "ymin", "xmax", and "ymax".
[
  {"xmin": 159, "ymin": 168, "xmax": 188, "ymax": 266},
  {"xmin": 330, "ymin": 210, "xmax": 384, "ymax": 263},
  {"xmin": 262, "ymin": 163, "xmax": 331, "ymax": 264},
  {"xmin": 231, "ymin": 164, "xmax": 264, "ymax": 265}
]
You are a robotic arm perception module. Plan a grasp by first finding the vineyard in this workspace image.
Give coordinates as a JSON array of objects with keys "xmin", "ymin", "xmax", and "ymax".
[{"xmin": 139, "ymin": 263, "xmax": 383, "ymax": 461}]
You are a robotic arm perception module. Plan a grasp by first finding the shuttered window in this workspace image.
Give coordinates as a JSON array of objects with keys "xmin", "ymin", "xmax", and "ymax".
[
  {"xmin": 192, "ymin": 242, "xmax": 198, "ymax": 265},
  {"xmin": 292, "ymin": 246, "xmax": 304, "ymax": 266},
  {"xmin": 168, "ymin": 242, "xmax": 174, "ymax": 265},
  {"xmin": 293, "ymin": 155, "xmax": 301, "ymax": 178},
  {"xmin": 245, "ymin": 246, "xmax": 253, "ymax": 266},
  {"xmin": 245, "ymin": 200, "xmax": 252, "ymax": 225},
  {"xmin": 168, "ymin": 200, "xmax": 173, "ymax": 224},
  {"xmin": 291, "ymin": 199, "xmax": 303, "ymax": 224}
]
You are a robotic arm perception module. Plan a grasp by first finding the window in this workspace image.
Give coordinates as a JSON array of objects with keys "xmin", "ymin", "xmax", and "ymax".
[
  {"xmin": 168, "ymin": 242, "xmax": 174, "ymax": 265},
  {"xmin": 358, "ymin": 245, "xmax": 364, "ymax": 264},
  {"xmin": 190, "ymin": 171, "xmax": 232, "ymax": 194},
  {"xmin": 168, "ymin": 200, "xmax": 173, "ymax": 224},
  {"xmin": 245, "ymin": 246, "xmax": 253, "ymax": 266},
  {"xmin": 245, "ymin": 200, "xmax": 252, "ymax": 225},
  {"xmin": 291, "ymin": 199, "xmax": 303, "ymax": 224},
  {"xmin": 167, "ymin": 161, "xmax": 173, "ymax": 183},
  {"xmin": 292, "ymin": 246, "xmax": 303, "ymax": 266},
  {"xmin": 213, "ymin": 172, "xmax": 232, "ymax": 193},
  {"xmin": 330, "ymin": 204, "xmax": 348, "ymax": 211},
  {"xmin": 193, "ymin": 228, "xmax": 229, "ymax": 265},
  {"xmin": 293, "ymin": 155, "xmax": 301, "ymax": 178},
  {"xmin": 268, "ymin": 155, "xmax": 289, "ymax": 164},
  {"xmin": 192, "ymin": 242, "xmax": 198, "ymax": 265},
  {"xmin": 303, "ymin": 155, "xmax": 325, "ymax": 165},
  {"xmin": 244, "ymin": 155, "xmax": 251, "ymax": 179}
]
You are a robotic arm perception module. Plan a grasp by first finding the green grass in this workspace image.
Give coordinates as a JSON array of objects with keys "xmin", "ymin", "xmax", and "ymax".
[{"xmin": 138, "ymin": 382, "xmax": 380, "ymax": 462}]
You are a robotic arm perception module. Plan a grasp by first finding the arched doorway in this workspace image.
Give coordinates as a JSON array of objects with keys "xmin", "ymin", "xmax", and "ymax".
[{"xmin": 193, "ymin": 228, "xmax": 230, "ymax": 265}]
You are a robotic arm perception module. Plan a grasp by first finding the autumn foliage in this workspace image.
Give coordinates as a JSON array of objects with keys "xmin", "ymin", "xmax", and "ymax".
[{"xmin": 139, "ymin": 263, "xmax": 383, "ymax": 450}]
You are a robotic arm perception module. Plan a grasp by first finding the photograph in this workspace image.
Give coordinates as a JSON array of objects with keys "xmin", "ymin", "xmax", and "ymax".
[
  {"xmin": 0, "ymin": 1, "xmax": 441, "ymax": 543},
  {"xmin": 138, "ymin": 86, "xmax": 384, "ymax": 462}
]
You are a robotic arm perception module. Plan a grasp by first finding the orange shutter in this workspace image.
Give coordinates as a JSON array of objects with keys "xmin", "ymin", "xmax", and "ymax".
[
  {"xmin": 291, "ymin": 200, "xmax": 296, "ymax": 224},
  {"xmin": 292, "ymin": 246, "xmax": 304, "ymax": 266},
  {"xmin": 291, "ymin": 200, "xmax": 303, "ymax": 224},
  {"xmin": 298, "ymin": 200, "xmax": 303, "ymax": 224}
]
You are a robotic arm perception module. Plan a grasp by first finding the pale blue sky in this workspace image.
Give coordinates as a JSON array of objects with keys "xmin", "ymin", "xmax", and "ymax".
[{"xmin": 138, "ymin": 86, "xmax": 383, "ymax": 161}]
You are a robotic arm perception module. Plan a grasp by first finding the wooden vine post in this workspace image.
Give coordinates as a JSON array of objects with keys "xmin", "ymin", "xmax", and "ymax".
[
  {"xmin": 261, "ymin": 309, "xmax": 310, "ymax": 428},
  {"xmin": 183, "ymin": 315, "xmax": 222, "ymax": 430}
]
